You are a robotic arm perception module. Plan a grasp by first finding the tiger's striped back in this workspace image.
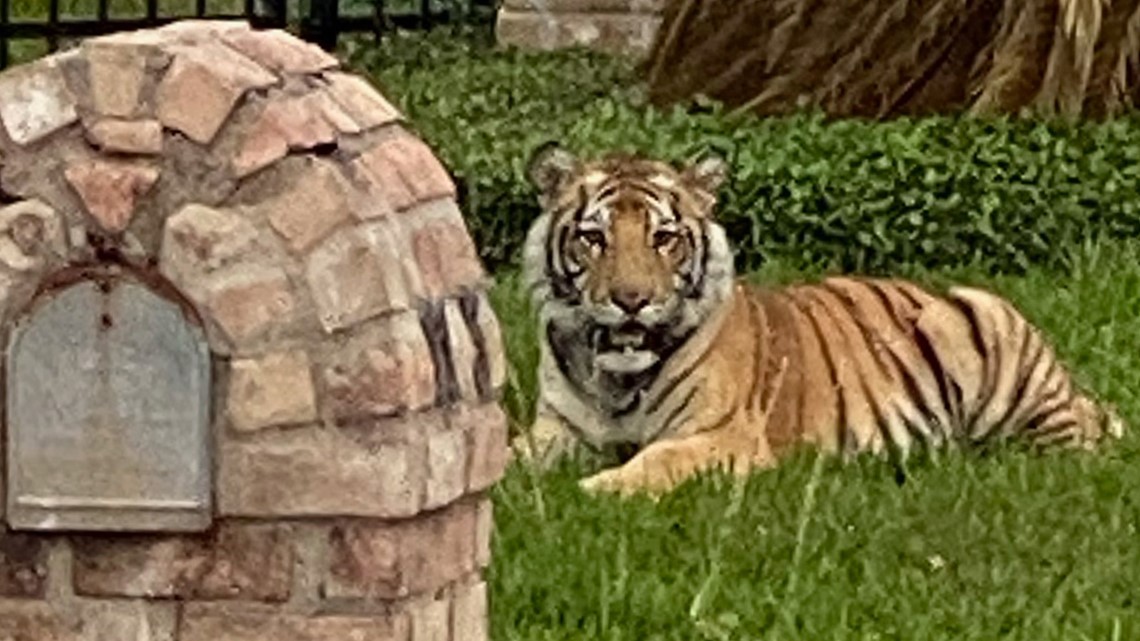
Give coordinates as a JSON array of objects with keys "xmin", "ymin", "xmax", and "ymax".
[{"xmin": 749, "ymin": 276, "xmax": 1123, "ymax": 459}]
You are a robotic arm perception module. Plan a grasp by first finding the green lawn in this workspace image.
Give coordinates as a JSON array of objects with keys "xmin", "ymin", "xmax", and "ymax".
[{"xmin": 486, "ymin": 239, "xmax": 1140, "ymax": 641}]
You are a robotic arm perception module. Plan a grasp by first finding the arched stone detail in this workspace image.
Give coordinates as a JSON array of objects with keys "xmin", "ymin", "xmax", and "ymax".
[{"xmin": 0, "ymin": 21, "xmax": 504, "ymax": 640}]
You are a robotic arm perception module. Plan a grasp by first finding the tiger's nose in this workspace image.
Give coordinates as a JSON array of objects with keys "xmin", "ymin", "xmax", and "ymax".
[{"xmin": 611, "ymin": 287, "xmax": 650, "ymax": 314}]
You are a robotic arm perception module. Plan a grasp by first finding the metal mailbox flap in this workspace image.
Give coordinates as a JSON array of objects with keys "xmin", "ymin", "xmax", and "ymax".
[{"xmin": 6, "ymin": 277, "xmax": 212, "ymax": 532}]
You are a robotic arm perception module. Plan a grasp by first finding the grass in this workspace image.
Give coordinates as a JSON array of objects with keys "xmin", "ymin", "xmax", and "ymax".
[{"xmin": 486, "ymin": 238, "xmax": 1140, "ymax": 640}]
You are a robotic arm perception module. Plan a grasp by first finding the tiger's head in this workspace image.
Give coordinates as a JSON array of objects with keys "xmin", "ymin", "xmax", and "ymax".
[{"xmin": 522, "ymin": 143, "xmax": 736, "ymax": 375}]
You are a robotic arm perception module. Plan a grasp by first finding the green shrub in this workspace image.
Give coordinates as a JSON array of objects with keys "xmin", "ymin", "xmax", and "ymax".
[{"xmin": 347, "ymin": 28, "xmax": 1140, "ymax": 275}]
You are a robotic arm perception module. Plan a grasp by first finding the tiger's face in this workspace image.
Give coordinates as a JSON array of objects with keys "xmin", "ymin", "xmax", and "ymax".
[{"xmin": 523, "ymin": 144, "xmax": 736, "ymax": 375}]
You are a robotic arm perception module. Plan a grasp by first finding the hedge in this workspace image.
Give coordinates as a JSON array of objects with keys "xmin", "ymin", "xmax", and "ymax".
[{"xmin": 344, "ymin": 28, "xmax": 1140, "ymax": 275}]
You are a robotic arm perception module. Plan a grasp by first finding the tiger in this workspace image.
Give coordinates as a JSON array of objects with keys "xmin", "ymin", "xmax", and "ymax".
[{"xmin": 513, "ymin": 142, "xmax": 1126, "ymax": 497}]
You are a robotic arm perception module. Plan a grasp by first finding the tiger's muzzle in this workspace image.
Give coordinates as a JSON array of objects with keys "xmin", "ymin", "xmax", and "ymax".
[{"xmin": 587, "ymin": 295, "xmax": 681, "ymax": 374}]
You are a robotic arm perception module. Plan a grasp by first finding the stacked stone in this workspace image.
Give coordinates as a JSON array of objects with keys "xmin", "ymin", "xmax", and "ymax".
[
  {"xmin": 0, "ymin": 20, "xmax": 506, "ymax": 641},
  {"xmin": 495, "ymin": 0, "xmax": 665, "ymax": 58}
]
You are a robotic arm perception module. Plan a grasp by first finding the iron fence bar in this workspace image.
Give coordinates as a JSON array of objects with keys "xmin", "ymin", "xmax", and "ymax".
[
  {"xmin": 371, "ymin": 0, "xmax": 385, "ymax": 43},
  {"xmin": 47, "ymin": 0, "xmax": 59, "ymax": 52},
  {"xmin": 98, "ymin": 0, "xmax": 109, "ymax": 22},
  {"xmin": 196, "ymin": 0, "xmax": 206, "ymax": 18},
  {"xmin": 243, "ymin": 0, "xmax": 254, "ymax": 20},
  {"xmin": 301, "ymin": 0, "xmax": 339, "ymax": 51},
  {"xmin": 0, "ymin": 0, "xmax": 9, "ymax": 69},
  {"xmin": 146, "ymin": 0, "xmax": 158, "ymax": 24},
  {"xmin": 266, "ymin": 0, "xmax": 287, "ymax": 28}
]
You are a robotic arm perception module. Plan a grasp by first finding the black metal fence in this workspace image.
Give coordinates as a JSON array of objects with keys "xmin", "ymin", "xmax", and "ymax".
[{"xmin": 0, "ymin": 0, "xmax": 498, "ymax": 68}]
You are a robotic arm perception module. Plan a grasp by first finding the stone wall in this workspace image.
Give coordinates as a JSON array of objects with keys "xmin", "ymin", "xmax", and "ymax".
[
  {"xmin": 495, "ymin": 0, "xmax": 665, "ymax": 58},
  {"xmin": 0, "ymin": 21, "xmax": 506, "ymax": 641}
]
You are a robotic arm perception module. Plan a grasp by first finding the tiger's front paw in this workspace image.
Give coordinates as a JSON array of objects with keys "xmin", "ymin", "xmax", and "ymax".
[
  {"xmin": 579, "ymin": 467, "xmax": 626, "ymax": 495},
  {"xmin": 579, "ymin": 461, "xmax": 668, "ymax": 499}
]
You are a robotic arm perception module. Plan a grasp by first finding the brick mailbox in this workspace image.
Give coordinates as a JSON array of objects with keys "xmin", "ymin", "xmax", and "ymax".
[{"xmin": 0, "ymin": 21, "xmax": 507, "ymax": 641}]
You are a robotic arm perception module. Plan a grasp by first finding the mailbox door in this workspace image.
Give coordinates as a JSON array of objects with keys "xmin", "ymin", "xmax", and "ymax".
[{"xmin": 6, "ymin": 278, "xmax": 212, "ymax": 532}]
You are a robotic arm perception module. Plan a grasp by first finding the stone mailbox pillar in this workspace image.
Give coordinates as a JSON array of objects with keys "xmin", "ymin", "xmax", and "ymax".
[{"xmin": 0, "ymin": 21, "xmax": 507, "ymax": 641}]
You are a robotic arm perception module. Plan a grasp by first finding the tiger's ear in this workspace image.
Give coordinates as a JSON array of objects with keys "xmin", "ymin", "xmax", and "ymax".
[
  {"xmin": 527, "ymin": 141, "xmax": 579, "ymax": 201},
  {"xmin": 680, "ymin": 152, "xmax": 729, "ymax": 216},
  {"xmin": 681, "ymin": 152, "xmax": 729, "ymax": 195}
]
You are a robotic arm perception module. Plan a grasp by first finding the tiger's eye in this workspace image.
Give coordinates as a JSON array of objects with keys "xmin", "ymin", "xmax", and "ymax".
[
  {"xmin": 577, "ymin": 229, "xmax": 606, "ymax": 248},
  {"xmin": 653, "ymin": 230, "xmax": 679, "ymax": 249}
]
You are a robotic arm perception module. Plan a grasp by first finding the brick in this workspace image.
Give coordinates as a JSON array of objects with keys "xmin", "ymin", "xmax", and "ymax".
[
  {"xmin": 156, "ymin": 60, "xmax": 235, "ymax": 145},
  {"xmin": 320, "ymin": 312, "xmax": 436, "ymax": 421},
  {"xmin": 156, "ymin": 41, "xmax": 276, "ymax": 145},
  {"xmin": 180, "ymin": 603, "xmax": 408, "ymax": 641},
  {"xmin": 86, "ymin": 27, "xmax": 166, "ymax": 47},
  {"xmin": 85, "ymin": 118, "xmax": 163, "ymax": 154},
  {"xmin": 340, "ymin": 172, "xmax": 396, "ymax": 221},
  {"xmin": 408, "ymin": 597, "xmax": 450, "ymax": 641},
  {"xmin": 254, "ymin": 157, "xmax": 352, "ymax": 252},
  {"xmin": 159, "ymin": 203, "xmax": 260, "ymax": 289},
  {"xmin": 64, "ymin": 159, "xmax": 159, "ymax": 233},
  {"xmin": 0, "ymin": 56, "xmax": 78, "ymax": 146},
  {"xmin": 233, "ymin": 95, "xmax": 337, "ymax": 177},
  {"xmin": 313, "ymin": 90, "xmax": 365, "ymax": 135},
  {"xmin": 322, "ymin": 71, "xmax": 402, "ymax": 130},
  {"xmin": 326, "ymin": 501, "xmax": 476, "ymax": 599},
  {"xmin": 474, "ymin": 497, "xmax": 493, "ymax": 569},
  {"xmin": 405, "ymin": 200, "xmax": 485, "ymax": 298},
  {"xmin": 354, "ymin": 131, "xmax": 455, "ymax": 212},
  {"xmin": 83, "ymin": 41, "xmax": 151, "ymax": 117},
  {"xmin": 455, "ymin": 404, "xmax": 509, "ymax": 493},
  {"xmin": 495, "ymin": 8, "xmax": 663, "ymax": 58},
  {"xmin": 218, "ymin": 416, "xmax": 428, "ymax": 518},
  {"xmin": 72, "ymin": 523, "xmax": 293, "ymax": 601},
  {"xmin": 231, "ymin": 114, "xmax": 287, "ymax": 175},
  {"xmin": 425, "ymin": 418, "xmax": 468, "ymax": 510},
  {"xmin": 360, "ymin": 222, "xmax": 423, "ymax": 306},
  {"xmin": 82, "ymin": 602, "xmax": 177, "ymax": 641},
  {"xmin": 451, "ymin": 580, "xmax": 488, "ymax": 641},
  {"xmin": 0, "ymin": 531, "xmax": 47, "ymax": 598},
  {"xmin": 305, "ymin": 226, "xmax": 408, "ymax": 333},
  {"xmin": 0, "ymin": 199, "xmax": 66, "ymax": 274},
  {"xmin": 222, "ymin": 28, "xmax": 339, "ymax": 75},
  {"xmin": 204, "ymin": 266, "xmax": 296, "ymax": 346},
  {"xmin": 0, "ymin": 600, "xmax": 177, "ymax": 641},
  {"xmin": 350, "ymin": 147, "xmax": 412, "ymax": 213},
  {"xmin": 0, "ymin": 601, "xmax": 60, "ymax": 641},
  {"xmin": 444, "ymin": 300, "xmax": 479, "ymax": 400},
  {"xmin": 228, "ymin": 350, "xmax": 318, "ymax": 432},
  {"xmin": 473, "ymin": 292, "xmax": 507, "ymax": 393},
  {"xmin": 156, "ymin": 19, "xmax": 252, "ymax": 43}
]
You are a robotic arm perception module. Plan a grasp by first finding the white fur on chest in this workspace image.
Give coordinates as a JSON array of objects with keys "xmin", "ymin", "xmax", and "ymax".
[
  {"xmin": 536, "ymin": 296, "xmax": 733, "ymax": 449},
  {"xmin": 537, "ymin": 338, "xmax": 656, "ymax": 447}
]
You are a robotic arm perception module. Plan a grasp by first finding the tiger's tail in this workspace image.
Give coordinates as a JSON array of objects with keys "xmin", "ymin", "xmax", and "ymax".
[
  {"xmin": 1071, "ymin": 394, "xmax": 1126, "ymax": 450},
  {"xmin": 920, "ymin": 284, "xmax": 1125, "ymax": 451}
]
